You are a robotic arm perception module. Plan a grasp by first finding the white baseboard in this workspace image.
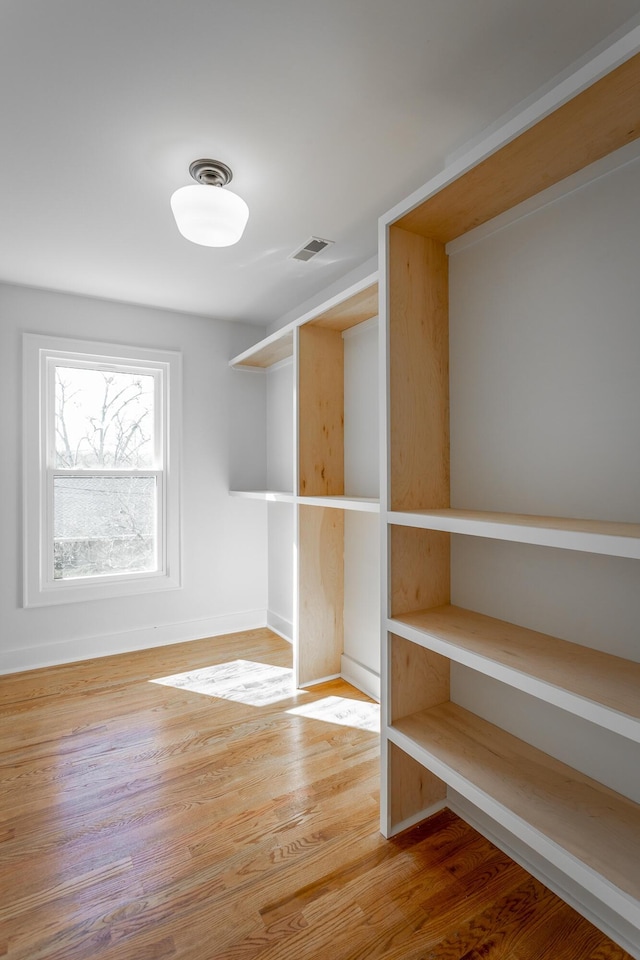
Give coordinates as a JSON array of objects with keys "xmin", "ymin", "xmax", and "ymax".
[
  {"xmin": 449, "ymin": 793, "xmax": 640, "ymax": 959},
  {"xmin": 0, "ymin": 609, "xmax": 268, "ymax": 675},
  {"xmin": 340, "ymin": 654, "xmax": 380, "ymax": 701},
  {"xmin": 266, "ymin": 610, "xmax": 293, "ymax": 644}
]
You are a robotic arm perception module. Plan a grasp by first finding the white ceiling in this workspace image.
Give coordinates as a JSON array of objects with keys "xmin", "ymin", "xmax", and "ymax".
[{"xmin": 2, "ymin": 1, "xmax": 640, "ymax": 327}]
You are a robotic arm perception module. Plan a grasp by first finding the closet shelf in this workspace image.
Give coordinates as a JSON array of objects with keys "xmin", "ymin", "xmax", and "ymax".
[
  {"xmin": 298, "ymin": 495, "xmax": 379, "ymax": 512},
  {"xmin": 390, "ymin": 701, "xmax": 640, "ymax": 910},
  {"xmin": 229, "ymin": 490, "xmax": 295, "ymax": 503},
  {"xmin": 229, "ymin": 329, "xmax": 294, "ymax": 369},
  {"xmin": 388, "ymin": 508, "xmax": 640, "ymax": 559},
  {"xmin": 390, "ymin": 605, "xmax": 640, "ymax": 742}
]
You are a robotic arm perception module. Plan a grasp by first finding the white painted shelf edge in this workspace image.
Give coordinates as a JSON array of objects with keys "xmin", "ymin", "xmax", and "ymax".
[
  {"xmin": 388, "ymin": 707, "xmax": 640, "ymax": 927},
  {"xmin": 388, "ymin": 509, "xmax": 640, "ymax": 559},
  {"xmin": 387, "ymin": 607, "xmax": 640, "ymax": 742}
]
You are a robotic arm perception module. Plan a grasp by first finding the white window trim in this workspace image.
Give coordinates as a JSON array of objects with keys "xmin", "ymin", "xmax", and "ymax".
[{"xmin": 23, "ymin": 333, "xmax": 182, "ymax": 607}]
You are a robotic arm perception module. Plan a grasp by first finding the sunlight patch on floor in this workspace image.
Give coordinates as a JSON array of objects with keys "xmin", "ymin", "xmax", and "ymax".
[
  {"xmin": 287, "ymin": 696, "xmax": 380, "ymax": 732},
  {"xmin": 151, "ymin": 660, "xmax": 380, "ymax": 730},
  {"xmin": 150, "ymin": 659, "xmax": 297, "ymax": 706}
]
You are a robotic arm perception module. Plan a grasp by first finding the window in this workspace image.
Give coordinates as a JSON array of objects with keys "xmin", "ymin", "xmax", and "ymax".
[{"xmin": 23, "ymin": 335, "xmax": 181, "ymax": 606}]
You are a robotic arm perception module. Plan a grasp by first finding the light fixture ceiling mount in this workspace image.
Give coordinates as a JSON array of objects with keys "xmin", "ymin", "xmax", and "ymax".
[
  {"xmin": 171, "ymin": 158, "xmax": 249, "ymax": 248},
  {"xmin": 188, "ymin": 158, "xmax": 233, "ymax": 187}
]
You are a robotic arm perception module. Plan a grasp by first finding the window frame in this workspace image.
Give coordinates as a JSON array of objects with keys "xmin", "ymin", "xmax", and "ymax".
[{"xmin": 23, "ymin": 334, "xmax": 182, "ymax": 607}]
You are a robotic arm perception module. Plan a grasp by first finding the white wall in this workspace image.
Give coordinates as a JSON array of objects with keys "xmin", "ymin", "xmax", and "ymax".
[
  {"xmin": 343, "ymin": 512, "xmax": 380, "ymax": 678},
  {"xmin": 344, "ymin": 318, "xmax": 379, "ymax": 499},
  {"xmin": 448, "ymin": 152, "xmax": 640, "ymax": 799},
  {"xmin": 267, "ymin": 359, "xmax": 294, "ymax": 493},
  {"xmin": 0, "ymin": 282, "xmax": 269, "ymax": 673},
  {"xmin": 266, "ymin": 358, "xmax": 295, "ymax": 638},
  {"xmin": 342, "ymin": 318, "xmax": 380, "ymax": 690}
]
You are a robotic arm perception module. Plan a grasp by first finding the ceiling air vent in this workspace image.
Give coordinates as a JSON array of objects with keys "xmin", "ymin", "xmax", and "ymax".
[{"xmin": 289, "ymin": 236, "xmax": 334, "ymax": 262}]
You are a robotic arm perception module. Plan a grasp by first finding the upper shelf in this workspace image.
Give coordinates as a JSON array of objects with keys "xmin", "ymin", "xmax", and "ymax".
[
  {"xmin": 229, "ymin": 329, "xmax": 294, "ymax": 369},
  {"xmin": 390, "ymin": 604, "xmax": 640, "ymax": 742},
  {"xmin": 307, "ymin": 283, "xmax": 378, "ymax": 332},
  {"xmin": 388, "ymin": 508, "xmax": 640, "ymax": 559},
  {"xmin": 298, "ymin": 495, "xmax": 379, "ymax": 513},
  {"xmin": 229, "ymin": 276, "xmax": 378, "ymax": 370},
  {"xmin": 229, "ymin": 490, "xmax": 295, "ymax": 503},
  {"xmin": 390, "ymin": 50, "xmax": 640, "ymax": 242},
  {"xmin": 229, "ymin": 491, "xmax": 379, "ymax": 512}
]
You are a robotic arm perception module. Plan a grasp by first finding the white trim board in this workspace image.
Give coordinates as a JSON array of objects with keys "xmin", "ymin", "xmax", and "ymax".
[
  {"xmin": 340, "ymin": 654, "xmax": 380, "ymax": 702},
  {"xmin": 266, "ymin": 610, "xmax": 293, "ymax": 645},
  {"xmin": 0, "ymin": 609, "xmax": 268, "ymax": 675}
]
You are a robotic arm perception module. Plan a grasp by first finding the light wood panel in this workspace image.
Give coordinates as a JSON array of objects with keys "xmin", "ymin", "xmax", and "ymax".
[
  {"xmin": 395, "ymin": 52, "xmax": 640, "ymax": 243},
  {"xmin": 391, "ymin": 605, "xmax": 640, "ymax": 740},
  {"xmin": 0, "ymin": 629, "xmax": 632, "ymax": 959},
  {"xmin": 308, "ymin": 283, "xmax": 378, "ymax": 332},
  {"xmin": 390, "ymin": 633, "xmax": 449, "ymax": 722},
  {"xmin": 298, "ymin": 325, "xmax": 344, "ymax": 497},
  {"xmin": 388, "ymin": 740, "xmax": 446, "ymax": 831},
  {"xmin": 389, "ymin": 525, "xmax": 450, "ymax": 618},
  {"xmin": 389, "ymin": 226, "xmax": 449, "ymax": 511},
  {"xmin": 298, "ymin": 504, "xmax": 344, "ymax": 686},
  {"xmin": 392, "ymin": 701, "xmax": 640, "ymax": 903}
]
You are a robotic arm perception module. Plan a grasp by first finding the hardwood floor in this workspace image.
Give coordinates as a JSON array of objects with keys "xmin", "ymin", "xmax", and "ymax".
[{"xmin": 0, "ymin": 628, "xmax": 632, "ymax": 959}]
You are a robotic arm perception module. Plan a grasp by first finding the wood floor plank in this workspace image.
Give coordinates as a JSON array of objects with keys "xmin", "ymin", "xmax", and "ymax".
[{"xmin": 0, "ymin": 628, "xmax": 633, "ymax": 960}]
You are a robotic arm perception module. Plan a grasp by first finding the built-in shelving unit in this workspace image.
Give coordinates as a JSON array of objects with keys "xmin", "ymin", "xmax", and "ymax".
[
  {"xmin": 381, "ymin": 27, "xmax": 640, "ymax": 958},
  {"xmin": 230, "ymin": 275, "xmax": 381, "ymax": 698}
]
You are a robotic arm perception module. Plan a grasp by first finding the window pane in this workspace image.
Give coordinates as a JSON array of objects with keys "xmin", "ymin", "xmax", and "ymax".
[
  {"xmin": 55, "ymin": 366, "xmax": 155, "ymax": 468},
  {"xmin": 54, "ymin": 476, "xmax": 157, "ymax": 579}
]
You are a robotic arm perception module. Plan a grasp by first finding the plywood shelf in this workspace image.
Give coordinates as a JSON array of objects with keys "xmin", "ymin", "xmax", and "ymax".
[
  {"xmin": 393, "ymin": 52, "xmax": 640, "ymax": 244},
  {"xmin": 229, "ymin": 490, "xmax": 295, "ymax": 503},
  {"xmin": 230, "ymin": 490, "xmax": 380, "ymax": 512},
  {"xmin": 229, "ymin": 279, "xmax": 378, "ymax": 370},
  {"xmin": 298, "ymin": 495, "xmax": 379, "ymax": 513},
  {"xmin": 229, "ymin": 329, "xmax": 294, "ymax": 369},
  {"xmin": 390, "ymin": 605, "xmax": 640, "ymax": 742},
  {"xmin": 390, "ymin": 702, "xmax": 640, "ymax": 909},
  {"xmin": 306, "ymin": 282, "xmax": 378, "ymax": 332},
  {"xmin": 388, "ymin": 508, "xmax": 640, "ymax": 559}
]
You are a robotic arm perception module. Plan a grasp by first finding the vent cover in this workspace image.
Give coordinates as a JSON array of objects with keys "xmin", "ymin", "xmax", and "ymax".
[{"xmin": 289, "ymin": 236, "xmax": 334, "ymax": 262}]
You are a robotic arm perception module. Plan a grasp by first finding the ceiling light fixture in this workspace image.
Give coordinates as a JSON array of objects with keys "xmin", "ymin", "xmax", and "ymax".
[{"xmin": 170, "ymin": 159, "xmax": 249, "ymax": 247}]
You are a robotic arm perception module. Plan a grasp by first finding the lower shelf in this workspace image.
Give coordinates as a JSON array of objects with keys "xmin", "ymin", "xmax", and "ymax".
[
  {"xmin": 389, "ymin": 604, "xmax": 640, "ymax": 741},
  {"xmin": 389, "ymin": 701, "xmax": 640, "ymax": 920}
]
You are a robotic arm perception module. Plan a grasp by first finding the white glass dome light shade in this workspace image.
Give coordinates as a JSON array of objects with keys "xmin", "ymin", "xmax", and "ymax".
[{"xmin": 170, "ymin": 183, "xmax": 249, "ymax": 247}]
